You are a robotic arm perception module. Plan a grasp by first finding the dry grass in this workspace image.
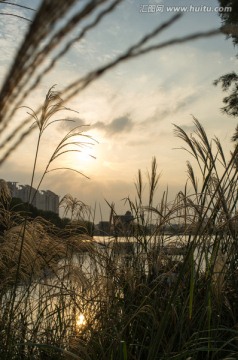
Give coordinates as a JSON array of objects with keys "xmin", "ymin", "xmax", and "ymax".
[
  {"xmin": 0, "ymin": 220, "xmax": 93, "ymax": 284},
  {"xmin": 0, "ymin": 1, "xmax": 236, "ymax": 358},
  {"xmin": 0, "ymin": 127, "xmax": 238, "ymax": 358}
]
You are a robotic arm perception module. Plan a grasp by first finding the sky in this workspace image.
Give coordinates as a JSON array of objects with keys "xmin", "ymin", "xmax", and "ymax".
[{"xmin": 0, "ymin": 0, "xmax": 237, "ymax": 223}]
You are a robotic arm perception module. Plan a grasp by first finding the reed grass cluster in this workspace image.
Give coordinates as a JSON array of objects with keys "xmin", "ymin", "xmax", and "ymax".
[
  {"xmin": 0, "ymin": 1, "xmax": 237, "ymax": 359},
  {"xmin": 0, "ymin": 119, "xmax": 238, "ymax": 359}
]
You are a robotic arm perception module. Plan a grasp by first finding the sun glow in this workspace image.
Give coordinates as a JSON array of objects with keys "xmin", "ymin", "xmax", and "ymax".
[
  {"xmin": 76, "ymin": 313, "xmax": 86, "ymax": 327},
  {"xmin": 66, "ymin": 134, "xmax": 97, "ymax": 171},
  {"xmin": 76, "ymin": 145, "xmax": 95, "ymax": 163},
  {"xmin": 65, "ymin": 129, "xmax": 106, "ymax": 174}
]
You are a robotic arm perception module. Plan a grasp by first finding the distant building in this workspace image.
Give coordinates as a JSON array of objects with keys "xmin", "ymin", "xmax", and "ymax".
[
  {"xmin": 113, "ymin": 211, "xmax": 134, "ymax": 236},
  {"xmin": 96, "ymin": 221, "xmax": 111, "ymax": 235},
  {"xmin": 7, "ymin": 181, "xmax": 59, "ymax": 214}
]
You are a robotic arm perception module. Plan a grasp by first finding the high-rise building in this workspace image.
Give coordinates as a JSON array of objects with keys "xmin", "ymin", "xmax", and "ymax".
[{"xmin": 6, "ymin": 181, "xmax": 59, "ymax": 214}]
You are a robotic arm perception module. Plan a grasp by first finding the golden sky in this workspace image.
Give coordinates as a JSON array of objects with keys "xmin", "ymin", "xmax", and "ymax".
[{"xmin": 0, "ymin": 0, "xmax": 237, "ymax": 222}]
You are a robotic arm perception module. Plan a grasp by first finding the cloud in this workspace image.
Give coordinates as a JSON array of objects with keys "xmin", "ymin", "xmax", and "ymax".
[
  {"xmin": 177, "ymin": 124, "xmax": 197, "ymax": 133},
  {"xmin": 143, "ymin": 92, "xmax": 201, "ymax": 125},
  {"xmin": 0, "ymin": 2, "xmax": 36, "ymax": 86},
  {"xmin": 62, "ymin": 115, "xmax": 134, "ymax": 137},
  {"xmin": 96, "ymin": 115, "xmax": 133, "ymax": 135},
  {"xmin": 58, "ymin": 117, "xmax": 89, "ymax": 131}
]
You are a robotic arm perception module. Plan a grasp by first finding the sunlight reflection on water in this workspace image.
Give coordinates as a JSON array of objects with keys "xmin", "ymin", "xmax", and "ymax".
[{"xmin": 5, "ymin": 234, "xmax": 214, "ymax": 345}]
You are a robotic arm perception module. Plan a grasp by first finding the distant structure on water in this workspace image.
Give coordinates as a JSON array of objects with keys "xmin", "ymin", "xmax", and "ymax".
[
  {"xmin": 113, "ymin": 211, "xmax": 134, "ymax": 236},
  {"xmin": 7, "ymin": 181, "xmax": 59, "ymax": 214},
  {"xmin": 95, "ymin": 211, "xmax": 134, "ymax": 236}
]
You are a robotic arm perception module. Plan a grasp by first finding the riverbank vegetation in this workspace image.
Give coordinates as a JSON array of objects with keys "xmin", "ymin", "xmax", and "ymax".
[
  {"xmin": 0, "ymin": 119, "xmax": 238, "ymax": 359},
  {"xmin": 0, "ymin": 1, "xmax": 238, "ymax": 359}
]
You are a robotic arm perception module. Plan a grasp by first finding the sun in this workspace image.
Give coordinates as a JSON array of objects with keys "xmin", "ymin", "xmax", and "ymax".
[
  {"xmin": 66, "ymin": 134, "xmax": 98, "ymax": 172},
  {"xmin": 76, "ymin": 313, "xmax": 86, "ymax": 327},
  {"xmin": 75, "ymin": 145, "xmax": 96, "ymax": 164}
]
